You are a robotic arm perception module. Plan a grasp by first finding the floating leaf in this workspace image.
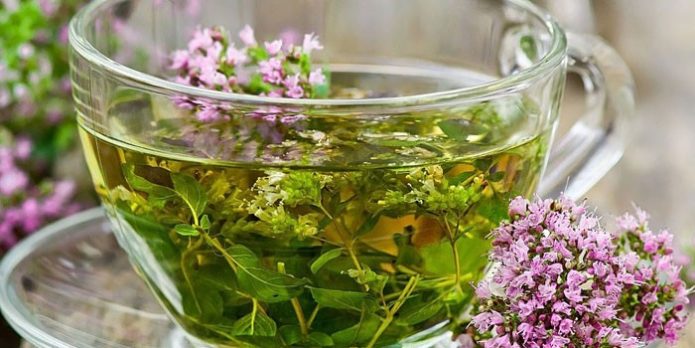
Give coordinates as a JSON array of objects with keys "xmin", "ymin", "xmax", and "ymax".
[
  {"xmin": 307, "ymin": 332, "xmax": 334, "ymax": 346},
  {"xmin": 309, "ymin": 287, "xmax": 377, "ymax": 312},
  {"xmin": 229, "ymin": 245, "xmax": 307, "ymax": 303},
  {"xmin": 200, "ymin": 214, "xmax": 211, "ymax": 230},
  {"xmin": 395, "ymin": 295, "xmax": 443, "ymax": 325},
  {"xmin": 230, "ymin": 309, "xmax": 277, "ymax": 336},
  {"xmin": 172, "ymin": 172, "xmax": 208, "ymax": 218},
  {"xmin": 310, "ymin": 248, "xmax": 343, "ymax": 274},
  {"xmin": 174, "ymin": 224, "xmax": 199, "ymax": 236},
  {"xmin": 354, "ymin": 214, "xmax": 381, "ymax": 238},
  {"xmin": 122, "ymin": 164, "xmax": 177, "ymax": 205},
  {"xmin": 279, "ymin": 325, "xmax": 303, "ymax": 346},
  {"xmin": 331, "ymin": 314, "xmax": 382, "ymax": 346}
]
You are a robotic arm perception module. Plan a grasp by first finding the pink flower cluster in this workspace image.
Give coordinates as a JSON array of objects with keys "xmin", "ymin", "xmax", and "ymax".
[
  {"xmin": 0, "ymin": 137, "xmax": 80, "ymax": 249},
  {"xmin": 170, "ymin": 25, "xmax": 327, "ymax": 122},
  {"xmin": 469, "ymin": 196, "xmax": 689, "ymax": 348}
]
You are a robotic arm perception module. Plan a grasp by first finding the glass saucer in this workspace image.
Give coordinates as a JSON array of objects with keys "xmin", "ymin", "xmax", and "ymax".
[{"xmin": 0, "ymin": 208, "xmax": 196, "ymax": 348}]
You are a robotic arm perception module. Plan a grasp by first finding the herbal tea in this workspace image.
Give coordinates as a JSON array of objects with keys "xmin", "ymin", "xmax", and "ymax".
[{"xmin": 80, "ymin": 102, "xmax": 547, "ymax": 347}]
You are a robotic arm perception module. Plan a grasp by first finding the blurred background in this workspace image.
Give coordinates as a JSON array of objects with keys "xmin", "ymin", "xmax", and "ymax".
[
  {"xmin": 542, "ymin": 0, "xmax": 695, "ymax": 248},
  {"xmin": 2, "ymin": 0, "xmax": 695, "ymax": 346}
]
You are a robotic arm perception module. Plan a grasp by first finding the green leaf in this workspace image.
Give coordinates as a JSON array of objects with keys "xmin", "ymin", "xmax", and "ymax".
[
  {"xmin": 229, "ymin": 245, "xmax": 307, "ymax": 303},
  {"xmin": 310, "ymin": 248, "xmax": 343, "ymax": 274},
  {"xmin": 308, "ymin": 332, "xmax": 334, "ymax": 346},
  {"xmin": 174, "ymin": 224, "xmax": 200, "ymax": 236},
  {"xmin": 520, "ymin": 35, "xmax": 538, "ymax": 60},
  {"xmin": 354, "ymin": 214, "xmax": 381, "ymax": 238},
  {"xmin": 181, "ymin": 283, "xmax": 224, "ymax": 321},
  {"xmin": 437, "ymin": 119, "xmax": 487, "ymax": 142},
  {"xmin": 331, "ymin": 314, "xmax": 382, "ymax": 346},
  {"xmin": 122, "ymin": 164, "xmax": 177, "ymax": 204},
  {"xmin": 200, "ymin": 215, "xmax": 211, "ymax": 230},
  {"xmin": 488, "ymin": 171, "xmax": 506, "ymax": 182},
  {"xmin": 172, "ymin": 172, "xmax": 208, "ymax": 218},
  {"xmin": 420, "ymin": 237, "xmax": 490, "ymax": 277},
  {"xmin": 449, "ymin": 171, "xmax": 475, "ymax": 186},
  {"xmin": 395, "ymin": 295, "xmax": 443, "ymax": 325},
  {"xmin": 309, "ymin": 287, "xmax": 377, "ymax": 312},
  {"xmin": 279, "ymin": 325, "xmax": 303, "ymax": 346},
  {"xmin": 230, "ymin": 310, "xmax": 277, "ymax": 336}
]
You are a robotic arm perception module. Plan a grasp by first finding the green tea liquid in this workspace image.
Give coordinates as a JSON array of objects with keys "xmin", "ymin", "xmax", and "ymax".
[{"xmin": 80, "ymin": 122, "xmax": 546, "ymax": 347}]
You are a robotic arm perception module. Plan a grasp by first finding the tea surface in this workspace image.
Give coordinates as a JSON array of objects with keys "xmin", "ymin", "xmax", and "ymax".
[{"xmin": 80, "ymin": 120, "xmax": 547, "ymax": 347}]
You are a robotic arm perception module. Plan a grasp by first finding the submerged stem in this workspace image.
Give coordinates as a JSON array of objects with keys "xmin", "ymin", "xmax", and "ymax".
[
  {"xmin": 366, "ymin": 275, "xmax": 420, "ymax": 348},
  {"xmin": 442, "ymin": 217, "xmax": 464, "ymax": 294},
  {"xmin": 278, "ymin": 262, "xmax": 309, "ymax": 336},
  {"xmin": 307, "ymin": 305, "xmax": 320, "ymax": 329}
]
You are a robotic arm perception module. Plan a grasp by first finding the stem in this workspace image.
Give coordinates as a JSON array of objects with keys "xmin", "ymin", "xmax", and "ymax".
[
  {"xmin": 202, "ymin": 233, "xmax": 237, "ymax": 272},
  {"xmin": 181, "ymin": 238, "xmax": 204, "ymax": 314},
  {"xmin": 317, "ymin": 204, "xmax": 334, "ymax": 220},
  {"xmin": 333, "ymin": 217, "xmax": 370, "ymax": 291},
  {"xmin": 307, "ymin": 305, "xmax": 320, "ymax": 329},
  {"xmin": 278, "ymin": 262, "xmax": 309, "ymax": 336},
  {"xmin": 366, "ymin": 275, "xmax": 420, "ymax": 348},
  {"xmin": 442, "ymin": 217, "xmax": 464, "ymax": 294},
  {"xmin": 250, "ymin": 299, "xmax": 259, "ymax": 334}
]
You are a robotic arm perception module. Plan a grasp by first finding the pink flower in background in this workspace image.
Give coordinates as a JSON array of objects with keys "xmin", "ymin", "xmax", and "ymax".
[
  {"xmin": 309, "ymin": 68, "xmax": 326, "ymax": 86},
  {"xmin": 238, "ymin": 25, "xmax": 256, "ymax": 46},
  {"xmin": 264, "ymin": 40, "xmax": 283, "ymax": 56},
  {"xmin": 0, "ymin": 137, "xmax": 81, "ymax": 249},
  {"xmin": 302, "ymin": 33, "xmax": 323, "ymax": 54}
]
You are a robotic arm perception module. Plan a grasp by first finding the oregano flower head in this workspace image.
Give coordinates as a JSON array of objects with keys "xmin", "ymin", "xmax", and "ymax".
[
  {"xmin": 468, "ymin": 196, "xmax": 689, "ymax": 348},
  {"xmin": 170, "ymin": 25, "xmax": 328, "ymax": 123}
]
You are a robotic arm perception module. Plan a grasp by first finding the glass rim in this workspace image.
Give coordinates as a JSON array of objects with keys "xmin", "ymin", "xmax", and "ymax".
[{"xmin": 69, "ymin": 0, "xmax": 567, "ymax": 107}]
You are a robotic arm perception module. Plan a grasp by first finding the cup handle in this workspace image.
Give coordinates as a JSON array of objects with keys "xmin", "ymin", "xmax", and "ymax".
[{"xmin": 537, "ymin": 32, "xmax": 635, "ymax": 200}]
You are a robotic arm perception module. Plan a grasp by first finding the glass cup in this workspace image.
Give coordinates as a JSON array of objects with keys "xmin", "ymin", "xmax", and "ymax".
[{"xmin": 69, "ymin": 0, "xmax": 634, "ymax": 346}]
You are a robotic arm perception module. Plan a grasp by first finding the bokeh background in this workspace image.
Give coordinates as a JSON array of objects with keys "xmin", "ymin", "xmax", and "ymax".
[{"xmin": 2, "ymin": 0, "xmax": 695, "ymax": 346}]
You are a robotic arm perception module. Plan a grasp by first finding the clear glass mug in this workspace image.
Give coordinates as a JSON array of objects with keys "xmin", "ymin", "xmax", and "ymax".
[{"xmin": 69, "ymin": 0, "xmax": 634, "ymax": 346}]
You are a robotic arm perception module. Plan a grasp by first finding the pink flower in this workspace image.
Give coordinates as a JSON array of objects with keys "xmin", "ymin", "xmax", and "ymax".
[
  {"xmin": 38, "ymin": 0, "xmax": 58, "ymax": 16},
  {"xmin": 264, "ymin": 40, "xmax": 283, "ymax": 55},
  {"xmin": 0, "ymin": 169, "xmax": 28, "ymax": 196},
  {"xmin": 239, "ymin": 25, "xmax": 256, "ymax": 46},
  {"xmin": 226, "ymin": 45, "xmax": 248, "ymax": 65},
  {"xmin": 13, "ymin": 138, "xmax": 32, "ymax": 160},
  {"xmin": 188, "ymin": 27, "xmax": 214, "ymax": 51},
  {"xmin": 472, "ymin": 196, "xmax": 690, "ymax": 348},
  {"xmin": 170, "ymin": 50, "xmax": 189, "ymax": 70},
  {"xmin": 308, "ymin": 68, "xmax": 326, "ymax": 86},
  {"xmin": 302, "ymin": 33, "xmax": 323, "ymax": 54}
]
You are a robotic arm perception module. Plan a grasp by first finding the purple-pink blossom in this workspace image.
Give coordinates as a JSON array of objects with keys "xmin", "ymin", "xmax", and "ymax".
[
  {"xmin": 0, "ymin": 138, "xmax": 80, "ymax": 249},
  {"xmin": 169, "ymin": 25, "xmax": 328, "ymax": 123},
  {"xmin": 470, "ymin": 196, "xmax": 690, "ymax": 348}
]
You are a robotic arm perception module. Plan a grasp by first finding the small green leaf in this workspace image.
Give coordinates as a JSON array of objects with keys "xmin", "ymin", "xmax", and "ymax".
[
  {"xmin": 230, "ymin": 310, "xmax": 277, "ymax": 336},
  {"xmin": 200, "ymin": 215, "xmax": 211, "ymax": 230},
  {"xmin": 354, "ymin": 214, "xmax": 380, "ymax": 238},
  {"xmin": 520, "ymin": 35, "xmax": 538, "ymax": 60},
  {"xmin": 174, "ymin": 224, "xmax": 200, "ymax": 236},
  {"xmin": 308, "ymin": 332, "xmax": 334, "ymax": 346},
  {"xmin": 172, "ymin": 172, "xmax": 208, "ymax": 218},
  {"xmin": 395, "ymin": 296, "xmax": 443, "ymax": 325},
  {"xmin": 331, "ymin": 314, "xmax": 382, "ymax": 346},
  {"xmin": 279, "ymin": 325, "xmax": 303, "ymax": 345},
  {"xmin": 122, "ymin": 164, "xmax": 177, "ymax": 204},
  {"xmin": 310, "ymin": 248, "xmax": 343, "ymax": 274},
  {"xmin": 449, "ymin": 171, "xmax": 475, "ymax": 186},
  {"xmin": 229, "ymin": 245, "xmax": 307, "ymax": 303},
  {"xmin": 488, "ymin": 171, "xmax": 506, "ymax": 182},
  {"xmin": 437, "ymin": 119, "xmax": 486, "ymax": 141},
  {"xmin": 309, "ymin": 287, "xmax": 377, "ymax": 312}
]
